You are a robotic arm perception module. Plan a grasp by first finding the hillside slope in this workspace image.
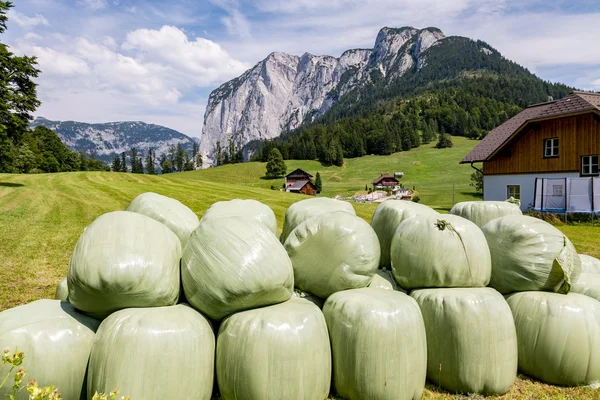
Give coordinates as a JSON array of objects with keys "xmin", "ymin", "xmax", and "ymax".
[{"xmin": 31, "ymin": 117, "xmax": 196, "ymax": 163}]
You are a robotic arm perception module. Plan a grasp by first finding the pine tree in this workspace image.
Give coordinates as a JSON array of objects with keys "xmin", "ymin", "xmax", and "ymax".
[
  {"xmin": 265, "ymin": 148, "xmax": 286, "ymax": 178},
  {"xmin": 183, "ymin": 152, "xmax": 194, "ymax": 171},
  {"xmin": 195, "ymin": 153, "xmax": 203, "ymax": 169},
  {"xmin": 78, "ymin": 151, "xmax": 89, "ymax": 171},
  {"xmin": 159, "ymin": 152, "xmax": 171, "ymax": 174},
  {"xmin": 111, "ymin": 156, "xmax": 122, "ymax": 172},
  {"xmin": 120, "ymin": 152, "xmax": 127, "ymax": 172},
  {"xmin": 145, "ymin": 148, "xmax": 156, "ymax": 175},
  {"xmin": 216, "ymin": 142, "xmax": 223, "ymax": 166},
  {"xmin": 315, "ymin": 172, "xmax": 322, "ymax": 194},
  {"xmin": 175, "ymin": 143, "xmax": 185, "ymax": 172},
  {"xmin": 435, "ymin": 130, "xmax": 453, "ymax": 149}
]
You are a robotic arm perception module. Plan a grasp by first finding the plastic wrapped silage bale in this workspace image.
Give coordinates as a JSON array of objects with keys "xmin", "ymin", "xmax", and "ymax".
[
  {"xmin": 284, "ymin": 211, "xmax": 380, "ymax": 298},
  {"xmin": 280, "ymin": 197, "xmax": 355, "ymax": 243},
  {"xmin": 216, "ymin": 298, "xmax": 331, "ymax": 400},
  {"xmin": 88, "ymin": 304, "xmax": 214, "ymax": 399},
  {"xmin": 182, "ymin": 217, "xmax": 294, "ymax": 320},
  {"xmin": 54, "ymin": 277, "xmax": 68, "ymax": 301},
  {"xmin": 371, "ymin": 200, "xmax": 438, "ymax": 268},
  {"xmin": 581, "ymin": 254, "xmax": 600, "ymax": 274},
  {"xmin": 412, "ymin": 288, "xmax": 518, "ymax": 395},
  {"xmin": 201, "ymin": 199, "xmax": 277, "ymax": 234},
  {"xmin": 482, "ymin": 215, "xmax": 581, "ymax": 294},
  {"xmin": 68, "ymin": 211, "xmax": 181, "ymax": 319},
  {"xmin": 125, "ymin": 192, "xmax": 199, "ymax": 247},
  {"xmin": 391, "ymin": 214, "xmax": 491, "ymax": 289},
  {"xmin": 571, "ymin": 273, "xmax": 600, "ymax": 302},
  {"xmin": 323, "ymin": 288, "xmax": 427, "ymax": 400},
  {"xmin": 449, "ymin": 201, "xmax": 522, "ymax": 228},
  {"xmin": 506, "ymin": 291, "xmax": 600, "ymax": 386},
  {"xmin": 368, "ymin": 268, "xmax": 407, "ymax": 293},
  {"xmin": 0, "ymin": 300, "xmax": 99, "ymax": 400}
]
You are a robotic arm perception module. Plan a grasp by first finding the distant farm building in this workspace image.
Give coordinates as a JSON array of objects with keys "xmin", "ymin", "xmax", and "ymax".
[
  {"xmin": 372, "ymin": 173, "xmax": 399, "ymax": 189},
  {"xmin": 285, "ymin": 168, "xmax": 318, "ymax": 196},
  {"xmin": 461, "ymin": 91, "xmax": 600, "ymax": 212}
]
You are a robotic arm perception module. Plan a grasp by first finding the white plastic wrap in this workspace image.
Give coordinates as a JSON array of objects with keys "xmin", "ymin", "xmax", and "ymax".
[
  {"xmin": 571, "ymin": 273, "xmax": 600, "ymax": 302},
  {"xmin": 482, "ymin": 215, "xmax": 581, "ymax": 294},
  {"xmin": 580, "ymin": 254, "xmax": 600, "ymax": 274},
  {"xmin": 216, "ymin": 298, "xmax": 331, "ymax": 400},
  {"xmin": 54, "ymin": 277, "xmax": 68, "ymax": 301},
  {"xmin": 450, "ymin": 201, "xmax": 522, "ymax": 227},
  {"xmin": 182, "ymin": 217, "xmax": 294, "ymax": 320},
  {"xmin": 284, "ymin": 211, "xmax": 380, "ymax": 298},
  {"xmin": 391, "ymin": 214, "xmax": 491, "ymax": 289},
  {"xmin": 125, "ymin": 192, "xmax": 199, "ymax": 247},
  {"xmin": 371, "ymin": 200, "xmax": 438, "ymax": 268},
  {"xmin": 201, "ymin": 199, "xmax": 277, "ymax": 234},
  {"xmin": 324, "ymin": 288, "xmax": 427, "ymax": 400},
  {"xmin": 411, "ymin": 288, "xmax": 518, "ymax": 395},
  {"xmin": 88, "ymin": 305, "xmax": 215, "ymax": 400},
  {"xmin": 68, "ymin": 211, "xmax": 181, "ymax": 319},
  {"xmin": 0, "ymin": 300, "xmax": 99, "ymax": 400},
  {"xmin": 507, "ymin": 291, "xmax": 600, "ymax": 386},
  {"xmin": 368, "ymin": 268, "xmax": 407, "ymax": 293},
  {"xmin": 291, "ymin": 289, "xmax": 325, "ymax": 309},
  {"xmin": 280, "ymin": 197, "xmax": 355, "ymax": 243}
]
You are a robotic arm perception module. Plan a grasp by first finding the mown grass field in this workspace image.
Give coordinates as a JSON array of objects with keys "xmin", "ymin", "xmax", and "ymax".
[{"xmin": 0, "ymin": 139, "xmax": 599, "ymax": 399}]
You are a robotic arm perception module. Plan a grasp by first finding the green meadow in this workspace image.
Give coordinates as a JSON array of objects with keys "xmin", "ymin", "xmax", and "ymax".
[{"xmin": 0, "ymin": 137, "xmax": 597, "ymax": 399}]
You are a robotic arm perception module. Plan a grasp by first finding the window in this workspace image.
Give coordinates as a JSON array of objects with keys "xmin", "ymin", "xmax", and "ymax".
[
  {"xmin": 507, "ymin": 185, "xmax": 520, "ymax": 200},
  {"xmin": 552, "ymin": 185, "xmax": 563, "ymax": 196},
  {"xmin": 582, "ymin": 155, "xmax": 599, "ymax": 176},
  {"xmin": 544, "ymin": 138, "xmax": 559, "ymax": 157}
]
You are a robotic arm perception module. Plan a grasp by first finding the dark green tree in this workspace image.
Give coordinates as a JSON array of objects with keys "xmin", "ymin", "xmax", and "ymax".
[
  {"xmin": 145, "ymin": 148, "xmax": 156, "ymax": 175},
  {"xmin": 470, "ymin": 170, "xmax": 483, "ymax": 194},
  {"xmin": 0, "ymin": 1, "xmax": 41, "ymax": 173},
  {"xmin": 175, "ymin": 143, "xmax": 185, "ymax": 172},
  {"xmin": 265, "ymin": 148, "xmax": 286, "ymax": 178},
  {"xmin": 435, "ymin": 131, "xmax": 453, "ymax": 149},
  {"xmin": 195, "ymin": 153, "xmax": 203, "ymax": 169},
  {"xmin": 183, "ymin": 152, "xmax": 194, "ymax": 171},
  {"xmin": 215, "ymin": 142, "xmax": 223, "ymax": 166},
  {"xmin": 315, "ymin": 172, "xmax": 322, "ymax": 194},
  {"xmin": 111, "ymin": 156, "xmax": 122, "ymax": 172},
  {"xmin": 159, "ymin": 152, "xmax": 172, "ymax": 174},
  {"xmin": 120, "ymin": 152, "xmax": 127, "ymax": 172},
  {"xmin": 130, "ymin": 148, "xmax": 143, "ymax": 173},
  {"xmin": 14, "ymin": 143, "xmax": 35, "ymax": 173}
]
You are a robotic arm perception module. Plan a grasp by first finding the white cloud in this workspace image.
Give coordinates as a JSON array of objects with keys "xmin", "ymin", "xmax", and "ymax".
[
  {"xmin": 7, "ymin": 10, "xmax": 49, "ymax": 27},
  {"xmin": 13, "ymin": 25, "xmax": 248, "ymax": 137},
  {"xmin": 211, "ymin": 0, "xmax": 252, "ymax": 38},
  {"xmin": 78, "ymin": 0, "xmax": 108, "ymax": 10}
]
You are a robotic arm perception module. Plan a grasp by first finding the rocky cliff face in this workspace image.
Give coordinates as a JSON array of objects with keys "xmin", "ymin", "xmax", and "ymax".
[
  {"xmin": 201, "ymin": 26, "xmax": 445, "ymax": 165},
  {"xmin": 31, "ymin": 117, "xmax": 195, "ymax": 163}
]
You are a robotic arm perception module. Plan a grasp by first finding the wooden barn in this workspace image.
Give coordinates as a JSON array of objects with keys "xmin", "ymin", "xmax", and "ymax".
[
  {"xmin": 461, "ymin": 91, "xmax": 600, "ymax": 212},
  {"xmin": 285, "ymin": 168, "xmax": 318, "ymax": 196},
  {"xmin": 372, "ymin": 173, "xmax": 399, "ymax": 189}
]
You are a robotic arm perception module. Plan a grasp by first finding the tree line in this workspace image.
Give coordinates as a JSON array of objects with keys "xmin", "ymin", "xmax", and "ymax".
[{"xmin": 110, "ymin": 142, "xmax": 202, "ymax": 174}]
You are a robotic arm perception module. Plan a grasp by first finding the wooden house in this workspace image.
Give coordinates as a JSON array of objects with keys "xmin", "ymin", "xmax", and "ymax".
[
  {"xmin": 372, "ymin": 173, "xmax": 399, "ymax": 189},
  {"xmin": 461, "ymin": 91, "xmax": 600, "ymax": 212},
  {"xmin": 285, "ymin": 168, "xmax": 318, "ymax": 196}
]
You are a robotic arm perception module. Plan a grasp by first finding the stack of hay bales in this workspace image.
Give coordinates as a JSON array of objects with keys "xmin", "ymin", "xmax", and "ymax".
[
  {"xmin": 389, "ymin": 209, "xmax": 518, "ymax": 396},
  {"xmin": 482, "ymin": 215, "xmax": 599, "ymax": 386}
]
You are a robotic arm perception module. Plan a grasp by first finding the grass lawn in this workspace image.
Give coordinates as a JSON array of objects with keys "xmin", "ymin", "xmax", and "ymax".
[{"xmin": 0, "ymin": 146, "xmax": 599, "ymax": 399}]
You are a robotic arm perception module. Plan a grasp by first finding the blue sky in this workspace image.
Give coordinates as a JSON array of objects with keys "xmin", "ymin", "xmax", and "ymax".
[{"xmin": 5, "ymin": 0, "xmax": 600, "ymax": 138}]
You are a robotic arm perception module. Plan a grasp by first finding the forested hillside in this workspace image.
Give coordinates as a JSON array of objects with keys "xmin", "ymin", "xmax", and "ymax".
[{"xmin": 249, "ymin": 37, "xmax": 572, "ymax": 166}]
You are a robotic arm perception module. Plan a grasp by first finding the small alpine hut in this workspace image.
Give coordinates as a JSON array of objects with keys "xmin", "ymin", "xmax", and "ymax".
[
  {"xmin": 285, "ymin": 168, "xmax": 318, "ymax": 196},
  {"xmin": 372, "ymin": 173, "xmax": 399, "ymax": 189}
]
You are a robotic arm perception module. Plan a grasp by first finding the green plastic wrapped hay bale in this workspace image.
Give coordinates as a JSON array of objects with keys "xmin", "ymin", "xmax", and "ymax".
[
  {"xmin": 506, "ymin": 291, "xmax": 600, "ymax": 386},
  {"xmin": 88, "ymin": 305, "xmax": 214, "ymax": 400},
  {"xmin": 0, "ymin": 300, "xmax": 99, "ymax": 400},
  {"xmin": 324, "ymin": 288, "xmax": 426, "ymax": 400},
  {"xmin": 371, "ymin": 200, "xmax": 438, "ymax": 268},
  {"xmin": 449, "ymin": 201, "xmax": 522, "ymax": 228},
  {"xmin": 125, "ymin": 192, "xmax": 199, "ymax": 246},
  {"xmin": 411, "ymin": 288, "xmax": 518, "ymax": 395},
  {"xmin": 571, "ymin": 273, "xmax": 600, "ymax": 302},
  {"xmin": 291, "ymin": 289, "xmax": 325, "ymax": 309},
  {"xmin": 201, "ymin": 199, "xmax": 277, "ymax": 234},
  {"xmin": 284, "ymin": 211, "xmax": 380, "ymax": 298},
  {"xmin": 182, "ymin": 217, "xmax": 293, "ymax": 320},
  {"xmin": 216, "ymin": 298, "xmax": 331, "ymax": 400},
  {"xmin": 391, "ymin": 214, "xmax": 491, "ymax": 289},
  {"xmin": 54, "ymin": 277, "xmax": 68, "ymax": 301},
  {"xmin": 581, "ymin": 254, "xmax": 600, "ymax": 274},
  {"xmin": 482, "ymin": 215, "xmax": 581, "ymax": 294},
  {"xmin": 68, "ymin": 211, "xmax": 181, "ymax": 319},
  {"xmin": 368, "ymin": 268, "xmax": 407, "ymax": 293},
  {"xmin": 280, "ymin": 198, "xmax": 355, "ymax": 243}
]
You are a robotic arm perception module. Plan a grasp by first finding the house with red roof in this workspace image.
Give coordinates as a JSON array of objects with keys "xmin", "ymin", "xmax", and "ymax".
[{"xmin": 461, "ymin": 91, "xmax": 600, "ymax": 212}]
